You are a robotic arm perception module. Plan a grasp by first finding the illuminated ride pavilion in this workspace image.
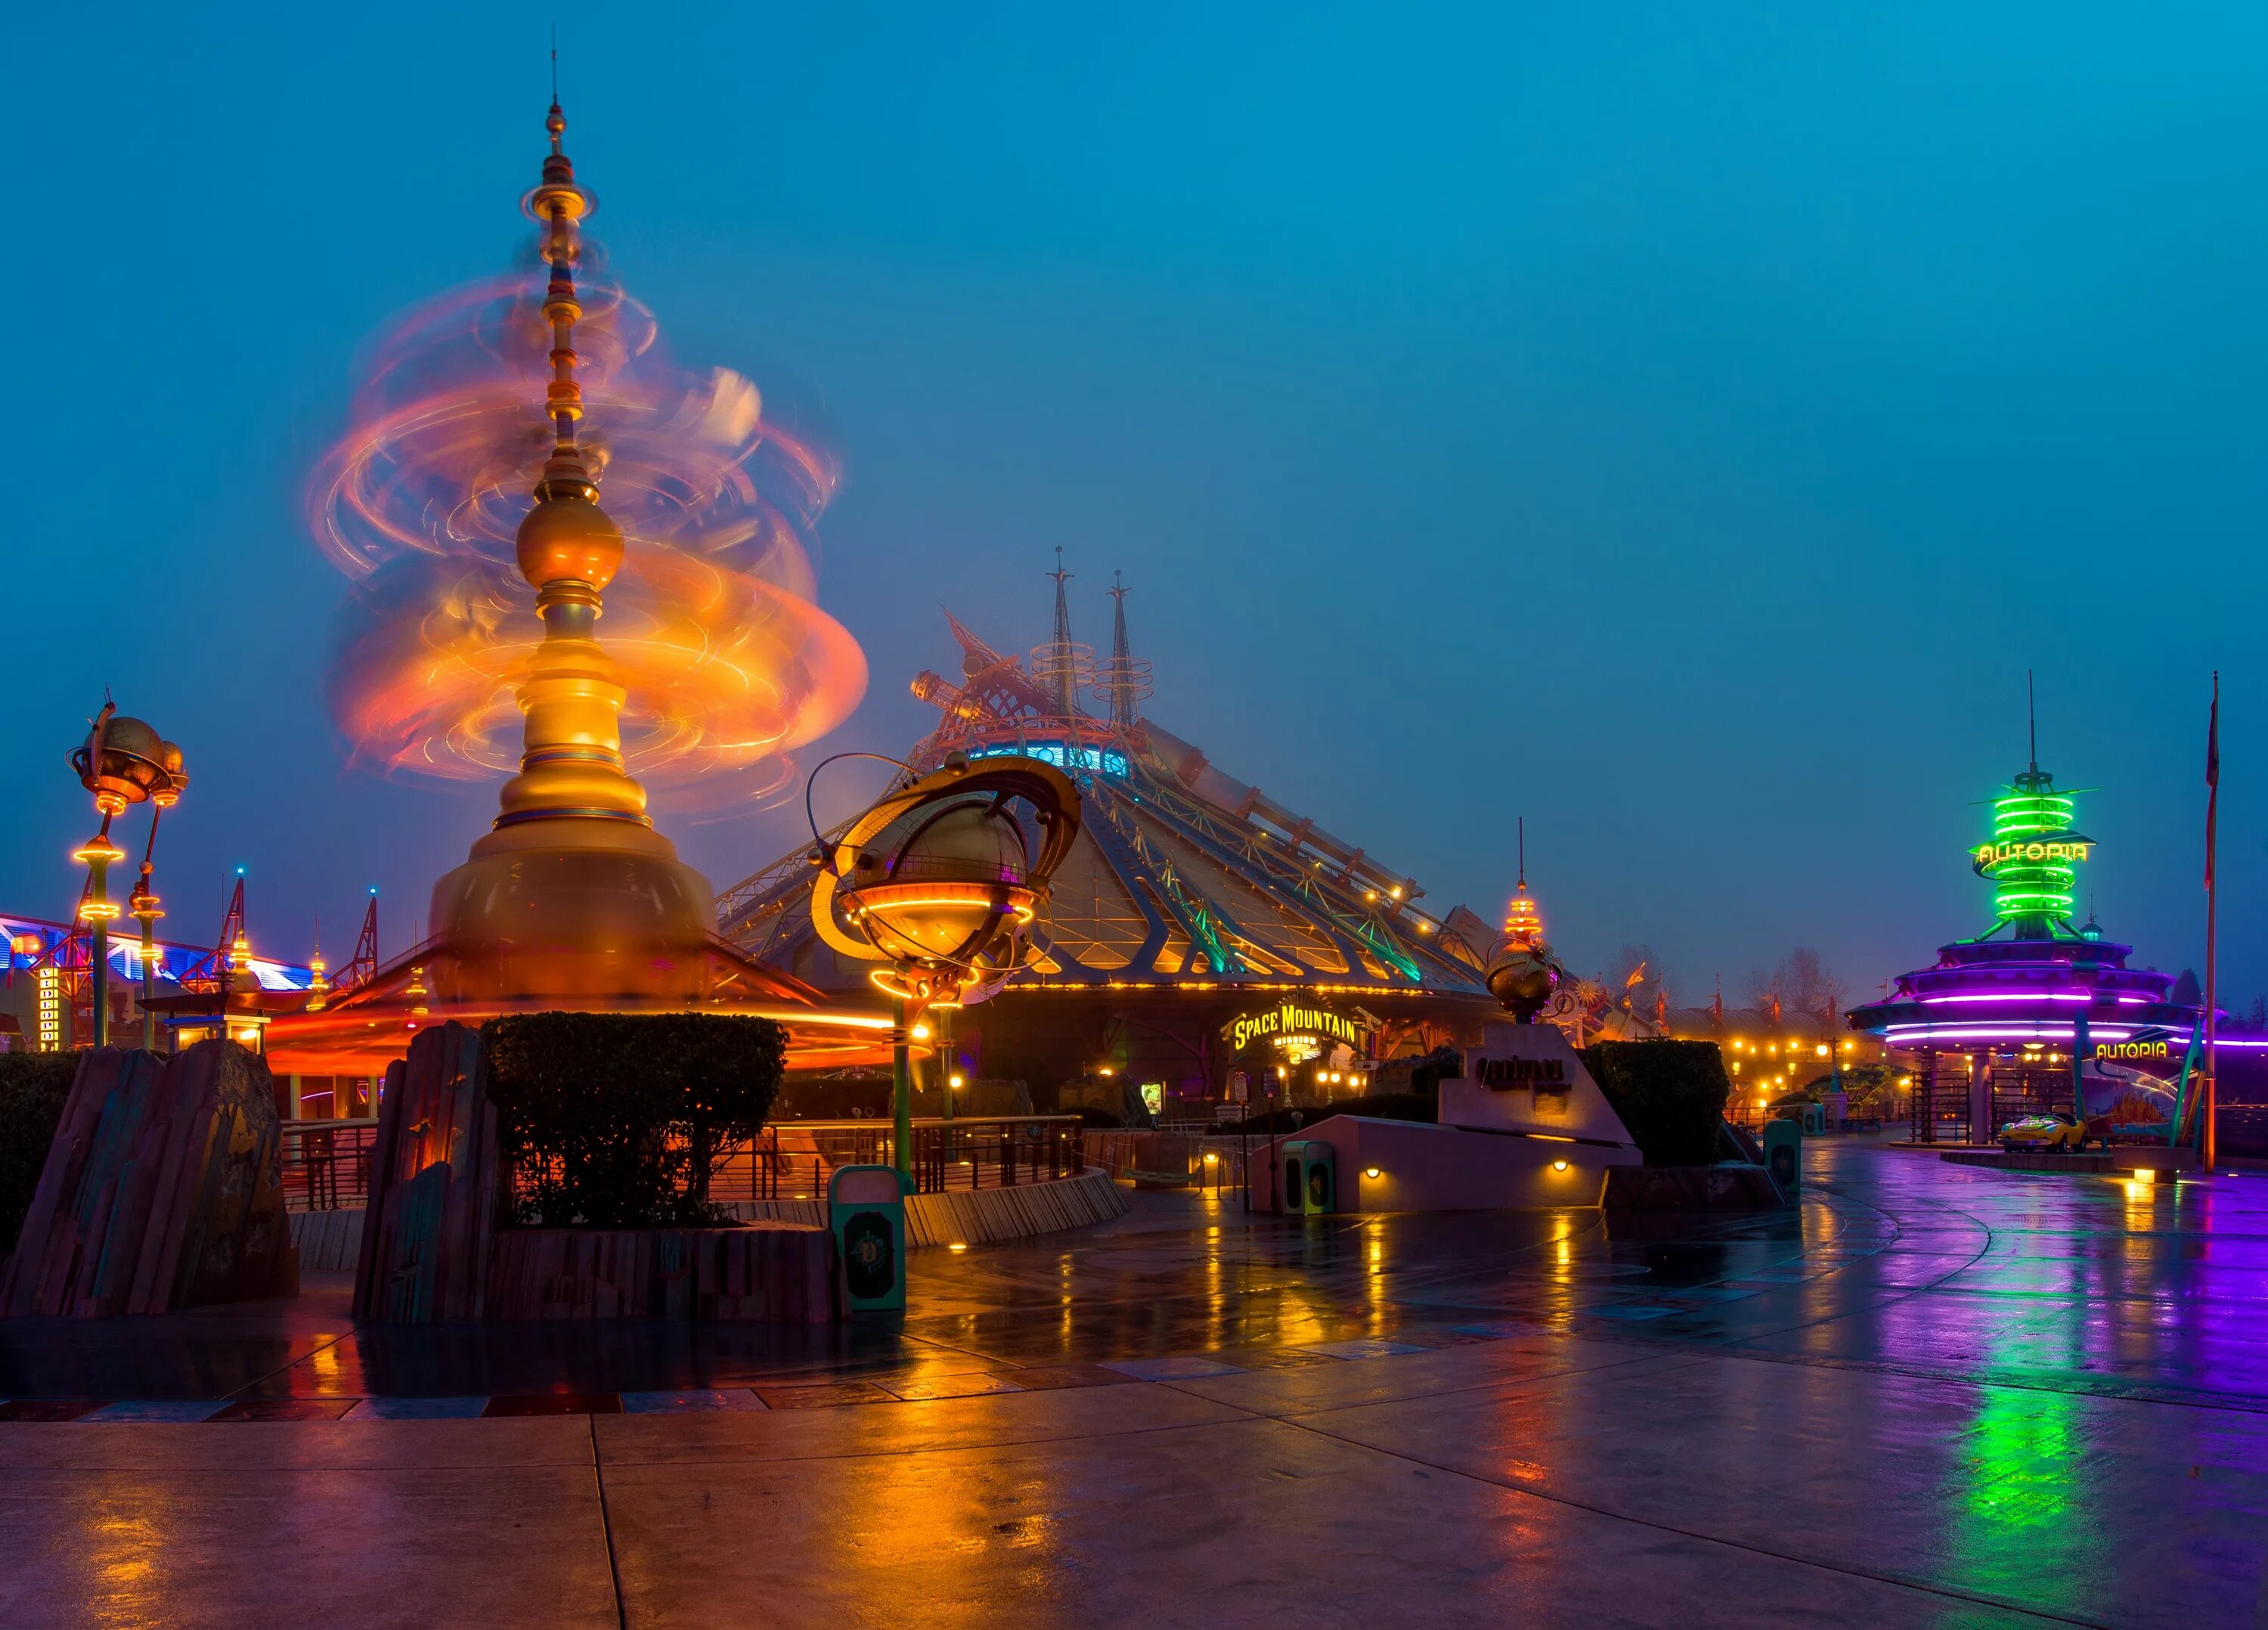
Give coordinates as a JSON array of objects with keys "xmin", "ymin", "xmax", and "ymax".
[
  {"xmin": 717, "ymin": 569, "xmax": 1510, "ymax": 1114},
  {"xmin": 1847, "ymin": 745, "xmax": 2220, "ymax": 1145}
]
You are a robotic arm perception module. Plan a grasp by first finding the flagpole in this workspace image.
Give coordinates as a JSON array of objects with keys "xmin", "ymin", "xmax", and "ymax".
[{"xmin": 2202, "ymin": 671, "xmax": 2220, "ymax": 1171}]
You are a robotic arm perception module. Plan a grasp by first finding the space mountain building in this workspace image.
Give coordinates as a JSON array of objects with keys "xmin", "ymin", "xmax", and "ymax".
[{"xmin": 717, "ymin": 570, "xmax": 1504, "ymax": 1112}]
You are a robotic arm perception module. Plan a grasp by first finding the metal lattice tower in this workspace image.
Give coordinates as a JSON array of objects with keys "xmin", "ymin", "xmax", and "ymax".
[
  {"xmin": 1094, "ymin": 572, "xmax": 1154, "ymax": 730},
  {"xmin": 1027, "ymin": 548, "xmax": 1094, "ymax": 720}
]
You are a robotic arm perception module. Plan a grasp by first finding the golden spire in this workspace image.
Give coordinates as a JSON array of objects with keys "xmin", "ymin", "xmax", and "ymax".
[
  {"xmin": 1501, "ymin": 815, "xmax": 1543, "ymax": 948},
  {"xmin": 489, "ymin": 99, "xmax": 650, "ymax": 832}
]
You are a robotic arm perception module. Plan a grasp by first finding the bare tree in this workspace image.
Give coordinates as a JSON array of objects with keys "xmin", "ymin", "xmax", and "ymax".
[
  {"xmin": 1743, "ymin": 966, "xmax": 1780, "ymax": 1013},
  {"xmin": 1780, "ymin": 949, "xmax": 1830, "ymax": 1018}
]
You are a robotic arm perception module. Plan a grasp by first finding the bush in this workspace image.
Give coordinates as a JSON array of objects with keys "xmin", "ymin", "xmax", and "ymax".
[
  {"xmin": 483, "ymin": 1013, "xmax": 786, "ymax": 1228},
  {"xmin": 1580, "ymin": 1040, "xmax": 1731, "ymax": 1167},
  {"xmin": 0, "ymin": 1053, "xmax": 77, "ymax": 1255}
]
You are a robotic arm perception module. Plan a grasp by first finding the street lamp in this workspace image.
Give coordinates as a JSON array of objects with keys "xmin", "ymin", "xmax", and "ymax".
[
  {"xmin": 810, "ymin": 751, "xmax": 1080, "ymax": 1179},
  {"xmin": 68, "ymin": 705, "xmax": 185, "ymax": 1048}
]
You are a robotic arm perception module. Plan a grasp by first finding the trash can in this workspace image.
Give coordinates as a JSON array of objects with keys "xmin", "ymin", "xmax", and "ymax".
[
  {"xmin": 830, "ymin": 1164, "xmax": 911, "ymax": 1313},
  {"xmin": 1762, "ymin": 1119, "xmax": 1802, "ymax": 1197},
  {"xmin": 1281, "ymin": 1139, "xmax": 1336, "ymax": 1215}
]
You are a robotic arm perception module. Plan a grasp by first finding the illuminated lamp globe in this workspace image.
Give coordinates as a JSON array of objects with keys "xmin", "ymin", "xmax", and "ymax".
[
  {"xmin": 514, "ymin": 480, "xmax": 624, "ymax": 590},
  {"xmin": 840, "ymin": 799, "xmax": 1039, "ymax": 968},
  {"xmin": 71, "ymin": 716, "xmax": 187, "ymax": 811}
]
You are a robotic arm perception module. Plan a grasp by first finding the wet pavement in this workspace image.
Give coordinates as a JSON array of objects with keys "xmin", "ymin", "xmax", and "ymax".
[{"xmin": 3, "ymin": 1140, "xmax": 2264, "ymax": 1626}]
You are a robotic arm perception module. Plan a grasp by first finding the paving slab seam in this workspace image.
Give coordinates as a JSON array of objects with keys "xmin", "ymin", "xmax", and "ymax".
[
  {"xmin": 222, "ymin": 1328, "xmax": 358, "ymax": 1401},
  {"xmin": 587, "ymin": 1414, "xmax": 631, "ymax": 1630},
  {"xmin": 1266, "ymin": 1411, "xmax": 2114, "ymax": 1630}
]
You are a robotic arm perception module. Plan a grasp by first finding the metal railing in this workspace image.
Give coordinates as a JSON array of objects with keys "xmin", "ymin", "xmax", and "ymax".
[
  {"xmin": 278, "ymin": 1114, "xmax": 1091, "ymax": 1215},
  {"xmin": 705, "ymin": 1117, "xmax": 1088, "ymax": 1203},
  {"xmin": 1086, "ymin": 1129, "xmax": 1251, "ymax": 1193},
  {"xmin": 278, "ymin": 1119, "xmax": 380, "ymax": 1212}
]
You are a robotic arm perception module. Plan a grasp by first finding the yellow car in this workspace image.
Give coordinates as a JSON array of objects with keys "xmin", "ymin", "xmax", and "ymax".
[{"xmin": 1998, "ymin": 1112, "xmax": 2099, "ymax": 1153}]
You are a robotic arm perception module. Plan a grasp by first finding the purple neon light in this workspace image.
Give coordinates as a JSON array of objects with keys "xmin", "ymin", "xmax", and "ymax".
[
  {"xmin": 1882, "ymin": 1024, "xmax": 2268, "ymax": 1050},
  {"xmin": 1882, "ymin": 1025, "xmax": 2141, "ymax": 1043},
  {"xmin": 1917, "ymin": 992, "xmax": 2092, "ymax": 1004}
]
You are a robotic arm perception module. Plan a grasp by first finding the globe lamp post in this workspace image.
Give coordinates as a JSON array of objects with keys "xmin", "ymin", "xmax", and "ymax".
[
  {"xmin": 1486, "ymin": 822, "xmax": 1564, "ymax": 1024},
  {"xmin": 810, "ymin": 752, "xmax": 1080, "ymax": 1179},
  {"xmin": 68, "ymin": 707, "xmax": 187, "ymax": 1048},
  {"xmin": 129, "ymin": 869, "xmax": 163, "ymax": 1050}
]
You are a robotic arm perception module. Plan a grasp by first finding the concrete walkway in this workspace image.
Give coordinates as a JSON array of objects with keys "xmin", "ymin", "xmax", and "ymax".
[{"xmin": 3, "ymin": 1142, "xmax": 2263, "ymax": 1626}]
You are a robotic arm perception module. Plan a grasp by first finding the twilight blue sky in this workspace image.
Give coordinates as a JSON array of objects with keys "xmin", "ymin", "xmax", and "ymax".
[{"xmin": 5, "ymin": 3, "xmax": 2263, "ymax": 1006}]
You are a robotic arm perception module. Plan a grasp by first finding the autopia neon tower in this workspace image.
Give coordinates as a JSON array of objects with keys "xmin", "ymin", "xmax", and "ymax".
[
  {"xmin": 1848, "ymin": 730, "xmax": 2206, "ymax": 1140},
  {"xmin": 1971, "ymin": 761, "xmax": 2093, "ymax": 936}
]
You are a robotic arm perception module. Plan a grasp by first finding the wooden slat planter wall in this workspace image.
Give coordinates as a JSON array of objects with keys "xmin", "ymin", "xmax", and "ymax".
[
  {"xmin": 904, "ymin": 1168, "xmax": 1127, "ymax": 1244},
  {"xmin": 485, "ymin": 1223, "xmax": 838, "ymax": 1322},
  {"xmin": 290, "ymin": 1208, "xmax": 366, "ymax": 1272},
  {"xmin": 353, "ymin": 1024, "xmax": 497, "ymax": 1324},
  {"xmin": 0, "ymin": 1040, "xmax": 299, "ymax": 1317},
  {"xmin": 734, "ymin": 1168, "xmax": 1127, "ymax": 1246}
]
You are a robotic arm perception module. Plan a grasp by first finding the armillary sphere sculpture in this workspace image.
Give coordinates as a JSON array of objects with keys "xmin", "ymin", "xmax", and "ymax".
[
  {"xmin": 69, "ymin": 701, "xmax": 187, "ymax": 1047},
  {"xmin": 809, "ymin": 750, "xmax": 1080, "ymax": 1176}
]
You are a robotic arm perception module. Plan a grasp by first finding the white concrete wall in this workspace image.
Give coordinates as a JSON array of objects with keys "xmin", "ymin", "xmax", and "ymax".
[{"xmin": 1261, "ymin": 1117, "xmax": 1639, "ymax": 1213}]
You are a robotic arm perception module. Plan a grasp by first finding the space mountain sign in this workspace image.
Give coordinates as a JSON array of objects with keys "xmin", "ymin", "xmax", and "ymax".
[{"xmin": 1223, "ymin": 1000, "xmax": 1370, "ymax": 1053}]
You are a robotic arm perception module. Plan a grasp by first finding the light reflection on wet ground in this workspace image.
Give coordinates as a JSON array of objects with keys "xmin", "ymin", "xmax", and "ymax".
[
  {"xmin": 6, "ymin": 1142, "xmax": 2268, "ymax": 1626},
  {"xmin": 2, "ymin": 1142, "xmax": 2263, "ymax": 1408}
]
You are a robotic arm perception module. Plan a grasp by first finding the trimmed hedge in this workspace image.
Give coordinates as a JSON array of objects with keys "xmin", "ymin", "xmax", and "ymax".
[
  {"xmin": 483, "ymin": 1012, "xmax": 786, "ymax": 1229},
  {"xmin": 1580, "ymin": 1041, "xmax": 1732, "ymax": 1167},
  {"xmin": 0, "ymin": 1053, "xmax": 77, "ymax": 1255}
]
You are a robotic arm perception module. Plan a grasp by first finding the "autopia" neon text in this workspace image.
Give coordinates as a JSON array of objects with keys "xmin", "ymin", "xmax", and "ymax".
[{"xmin": 1973, "ymin": 841, "xmax": 2093, "ymax": 869}]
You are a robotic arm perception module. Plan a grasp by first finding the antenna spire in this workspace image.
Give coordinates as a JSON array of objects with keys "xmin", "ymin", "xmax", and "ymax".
[
  {"xmin": 1501, "ymin": 818, "xmax": 1542, "ymax": 947},
  {"xmin": 2027, "ymin": 668, "xmax": 2037, "ymax": 775},
  {"xmin": 1033, "ymin": 547, "xmax": 1083, "ymax": 718},
  {"xmin": 1098, "ymin": 570, "xmax": 1151, "ymax": 730},
  {"xmin": 1048, "ymin": 547, "xmax": 1073, "ymax": 717},
  {"xmin": 550, "ymin": 23, "xmax": 559, "ymax": 101}
]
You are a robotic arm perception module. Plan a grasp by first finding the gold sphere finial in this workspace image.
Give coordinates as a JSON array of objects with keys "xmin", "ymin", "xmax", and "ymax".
[{"xmin": 516, "ymin": 482, "xmax": 624, "ymax": 590}]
